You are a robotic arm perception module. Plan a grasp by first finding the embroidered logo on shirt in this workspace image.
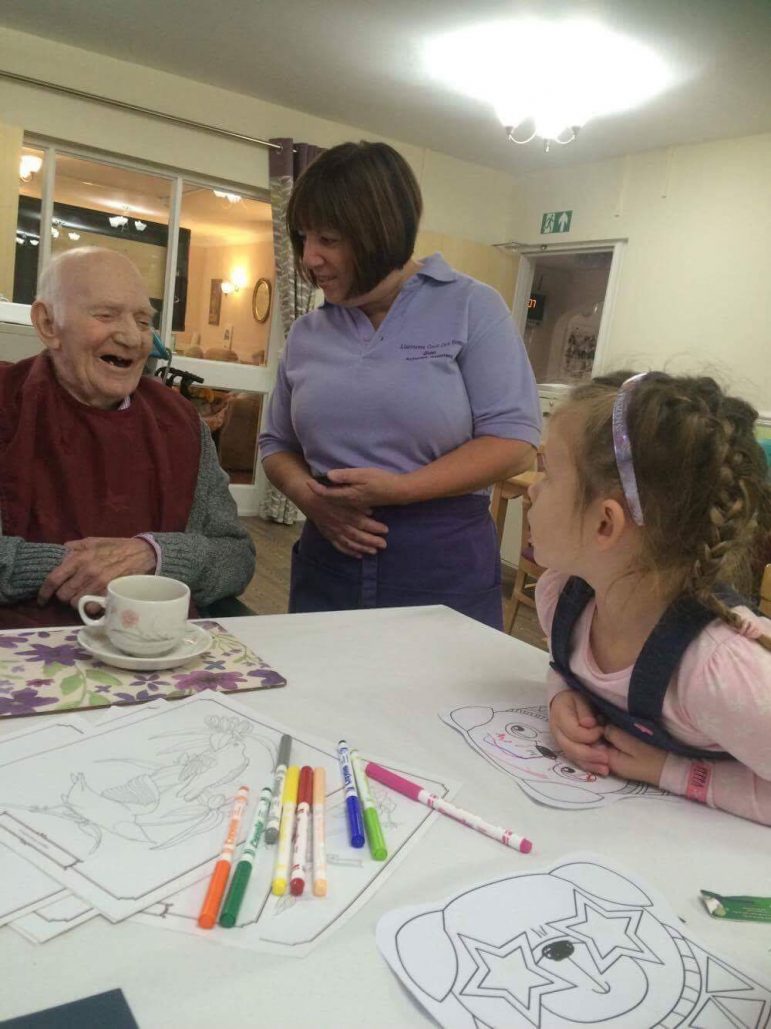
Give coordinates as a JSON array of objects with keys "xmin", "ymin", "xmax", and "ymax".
[{"xmin": 399, "ymin": 340, "xmax": 460, "ymax": 362}]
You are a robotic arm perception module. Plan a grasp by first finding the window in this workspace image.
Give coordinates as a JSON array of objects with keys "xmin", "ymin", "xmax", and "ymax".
[
  {"xmin": 176, "ymin": 185, "xmax": 274, "ymax": 365},
  {"xmin": 13, "ymin": 140, "xmax": 273, "ymax": 360},
  {"xmin": 13, "ymin": 144, "xmax": 45, "ymax": 301}
]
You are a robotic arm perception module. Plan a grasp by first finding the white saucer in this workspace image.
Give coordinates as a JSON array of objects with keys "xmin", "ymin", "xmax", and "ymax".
[{"xmin": 77, "ymin": 623, "xmax": 212, "ymax": 671}]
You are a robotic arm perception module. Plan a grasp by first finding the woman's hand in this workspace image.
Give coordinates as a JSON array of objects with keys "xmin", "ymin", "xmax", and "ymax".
[
  {"xmin": 307, "ymin": 468, "xmax": 409, "ymax": 509},
  {"xmin": 303, "ymin": 491, "xmax": 389, "ymax": 558},
  {"xmin": 603, "ymin": 725, "xmax": 667, "ymax": 786},
  {"xmin": 549, "ymin": 690, "xmax": 610, "ymax": 777}
]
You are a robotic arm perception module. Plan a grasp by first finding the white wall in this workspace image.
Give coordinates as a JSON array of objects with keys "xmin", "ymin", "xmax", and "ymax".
[
  {"xmin": 511, "ymin": 135, "xmax": 771, "ymax": 414},
  {"xmin": 0, "ymin": 27, "xmax": 516, "ymax": 245}
]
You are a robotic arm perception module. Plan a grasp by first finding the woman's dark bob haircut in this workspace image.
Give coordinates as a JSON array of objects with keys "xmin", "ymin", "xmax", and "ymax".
[{"xmin": 287, "ymin": 141, "xmax": 423, "ymax": 298}]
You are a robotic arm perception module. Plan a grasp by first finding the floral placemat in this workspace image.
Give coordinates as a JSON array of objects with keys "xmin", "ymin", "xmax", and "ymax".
[{"xmin": 0, "ymin": 621, "xmax": 286, "ymax": 718}]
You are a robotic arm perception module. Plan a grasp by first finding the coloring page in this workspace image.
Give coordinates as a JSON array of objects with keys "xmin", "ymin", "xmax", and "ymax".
[
  {"xmin": 0, "ymin": 693, "xmax": 292, "ymax": 920},
  {"xmin": 0, "ymin": 844, "xmax": 66, "ymax": 928},
  {"xmin": 441, "ymin": 704, "xmax": 669, "ymax": 809},
  {"xmin": 377, "ymin": 853, "xmax": 771, "ymax": 1028},
  {"xmin": 10, "ymin": 892, "xmax": 98, "ymax": 944},
  {"xmin": 0, "ymin": 692, "xmax": 459, "ymax": 929},
  {"xmin": 135, "ymin": 755, "xmax": 460, "ymax": 957},
  {"xmin": 0, "ymin": 717, "xmax": 89, "ymax": 925}
]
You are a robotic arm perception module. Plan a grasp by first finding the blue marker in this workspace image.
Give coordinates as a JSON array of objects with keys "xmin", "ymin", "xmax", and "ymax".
[{"xmin": 337, "ymin": 739, "xmax": 365, "ymax": 848}]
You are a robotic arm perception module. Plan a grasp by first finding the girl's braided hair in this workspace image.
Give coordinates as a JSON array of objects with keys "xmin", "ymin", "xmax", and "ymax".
[{"xmin": 557, "ymin": 371, "xmax": 771, "ymax": 651}]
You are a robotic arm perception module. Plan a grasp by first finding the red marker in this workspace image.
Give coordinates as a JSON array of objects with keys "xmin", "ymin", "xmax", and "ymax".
[{"xmin": 290, "ymin": 767, "xmax": 314, "ymax": 896}]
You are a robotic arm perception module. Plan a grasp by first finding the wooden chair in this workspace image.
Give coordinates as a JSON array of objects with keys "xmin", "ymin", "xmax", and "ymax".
[
  {"xmin": 760, "ymin": 564, "xmax": 771, "ymax": 618},
  {"xmin": 503, "ymin": 493, "xmax": 546, "ymax": 633}
]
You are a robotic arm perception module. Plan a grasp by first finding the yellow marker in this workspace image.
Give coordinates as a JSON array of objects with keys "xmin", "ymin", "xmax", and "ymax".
[
  {"xmin": 312, "ymin": 767, "xmax": 327, "ymax": 897},
  {"xmin": 271, "ymin": 765, "xmax": 300, "ymax": 896}
]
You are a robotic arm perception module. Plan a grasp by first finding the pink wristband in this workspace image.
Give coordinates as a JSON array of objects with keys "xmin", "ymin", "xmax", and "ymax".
[{"xmin": 685, "ymin": 762, "xmax": 711, "ymax": 804}]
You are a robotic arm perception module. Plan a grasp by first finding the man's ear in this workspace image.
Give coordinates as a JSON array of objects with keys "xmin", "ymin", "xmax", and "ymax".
[
  {"xmin": 592, "ymin": 497, "xmax": 628, "ymax": 552},
  {"xmin": 30, "ymin": 299, "xmax": 59, "ymax": 351}
]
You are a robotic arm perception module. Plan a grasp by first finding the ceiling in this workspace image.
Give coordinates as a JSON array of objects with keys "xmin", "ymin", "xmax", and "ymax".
[{"xmin": 2, "ymin": 0, "xmax": 771, "ymax": 174}]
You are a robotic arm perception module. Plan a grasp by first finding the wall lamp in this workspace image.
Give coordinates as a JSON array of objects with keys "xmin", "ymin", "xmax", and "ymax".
[{"xmin": 220, "ymin": 268, "xmax": 249, "ymax": 295}]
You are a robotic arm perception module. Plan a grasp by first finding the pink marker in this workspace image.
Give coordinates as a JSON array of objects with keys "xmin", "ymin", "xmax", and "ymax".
[{"xmin": 365, "ymin": 761, "xmax": 532, "ymax": 854}]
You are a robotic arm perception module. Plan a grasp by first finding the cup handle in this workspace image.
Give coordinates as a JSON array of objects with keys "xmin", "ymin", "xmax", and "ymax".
[{"xmin": 78, "ymin": 595, "xmax": 107, "ymax": 626}]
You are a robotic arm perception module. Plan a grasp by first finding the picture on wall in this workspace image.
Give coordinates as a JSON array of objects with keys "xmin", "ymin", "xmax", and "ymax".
[{"xmin": 208, "ymin": 278, "xmax": 222, "ymax": 325}]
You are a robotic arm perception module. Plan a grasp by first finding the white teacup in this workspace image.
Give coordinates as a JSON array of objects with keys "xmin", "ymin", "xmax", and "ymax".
[{"xmin": 78, "ymin": 575, "xmax": 191, "ymax": 657}]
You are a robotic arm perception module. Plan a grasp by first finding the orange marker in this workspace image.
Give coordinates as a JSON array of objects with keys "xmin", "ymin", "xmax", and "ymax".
[{"xmin": 198, "ymin": 785, "xmax": 250, "ymax": 929}]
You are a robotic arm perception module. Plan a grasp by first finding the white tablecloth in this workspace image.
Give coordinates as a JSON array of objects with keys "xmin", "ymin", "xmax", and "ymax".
[{"xmin": 0, "ymin": 606, "xmax": 768, "ymax": 1026}]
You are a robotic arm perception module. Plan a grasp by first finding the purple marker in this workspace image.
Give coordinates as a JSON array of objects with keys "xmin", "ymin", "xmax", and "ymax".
[{"xmin": 337, "ymin": 740, "xmax": 365, "ymax": 848}]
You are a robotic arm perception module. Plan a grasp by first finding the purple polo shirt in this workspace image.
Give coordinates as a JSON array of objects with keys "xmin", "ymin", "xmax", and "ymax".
[{"xmin": 259, "ymin": 253, "xmax": 541, "ymax": 481}]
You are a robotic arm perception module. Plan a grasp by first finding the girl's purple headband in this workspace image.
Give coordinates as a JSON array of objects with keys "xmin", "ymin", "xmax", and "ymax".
[{"xmin": 611, "ymin": 372, "xmax": 647, "ymax": 526}]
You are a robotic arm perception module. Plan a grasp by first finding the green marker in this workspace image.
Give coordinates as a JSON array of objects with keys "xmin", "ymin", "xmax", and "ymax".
[
  {"xmin": 701, "ymin": 890, "xmax": 771, "ymax": 923},
  {"xmin": 219, "ymin": 784, "xmax": 273, "ymax": 927},
  {"xmin": 350, "ymin": 750, "xmax": 387, "ymax": 861}
]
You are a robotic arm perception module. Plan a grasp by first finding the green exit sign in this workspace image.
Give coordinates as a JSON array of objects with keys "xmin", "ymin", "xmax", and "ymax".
[{"xmin": 541, "ymin": 210, "xmax": 573, "ymax": 234}]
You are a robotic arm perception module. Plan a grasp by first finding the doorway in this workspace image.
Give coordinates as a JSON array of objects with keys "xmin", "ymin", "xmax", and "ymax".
[{"xmin": 512, "ymin": 243, "xmax": 625, "ymax": 387}]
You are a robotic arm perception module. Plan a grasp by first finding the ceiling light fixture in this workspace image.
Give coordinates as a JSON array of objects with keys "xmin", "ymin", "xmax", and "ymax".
[
  {"xmin": 108, "ymin": 214, "xmax": 129, "ymax": 228},
  {"xmin": 19, "ymin": 154, "xmax": 43, "ymax": 181},
  {"xmin": 134, "ymin": 220, "xmax": 147, "ymax": 231},
  {"xmin": 424, "ymin": 18, "xmax": 672, "ymax": 151},
  {"xmin": 67, "ymin": 232, "xmax": 80, "ymax": 241},
  {"xmin": 213, "ymin": 190, "xmax": 242, "ymax": 204}
]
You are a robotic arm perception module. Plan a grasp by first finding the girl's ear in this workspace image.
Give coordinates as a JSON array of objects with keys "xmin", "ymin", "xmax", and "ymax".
[{"xmin": 592, "ymin": 497, "xmax": 629, "ymax": 551}]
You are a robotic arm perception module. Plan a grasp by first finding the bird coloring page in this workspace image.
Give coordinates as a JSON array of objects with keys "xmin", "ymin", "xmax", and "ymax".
[
  {"xmin": 377, "ymin": 854, "xmax": 771, "ymax": 1029},
  {"xmin": 0, "ymin": 692, "xmax": 459, "ymax": 937},
  {"xmin": 441, "ymin": 704, "xmax": 670, "ymax": 809}
]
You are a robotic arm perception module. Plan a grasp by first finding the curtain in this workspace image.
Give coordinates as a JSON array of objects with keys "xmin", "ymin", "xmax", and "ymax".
[{"xmin": 260, "ymin": 138, "xmax": 323, "ymax": 525}]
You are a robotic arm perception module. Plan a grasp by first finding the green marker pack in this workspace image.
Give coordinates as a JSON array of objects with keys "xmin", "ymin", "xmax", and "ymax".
[{"xmin": 701, "ymin": 890, "xmax": 771, "ymax": 923}]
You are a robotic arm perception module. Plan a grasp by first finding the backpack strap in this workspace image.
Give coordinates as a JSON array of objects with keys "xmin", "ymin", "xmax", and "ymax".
[
  {"xmin": 627, "ymin": 597, "xmax": 713, "ymax": 720},
  {"xmin": 628, "ymin": 585, "xmax": 759, "ymax": 721},
  {"xmin": 550, "ymin": 576, "xmax": 595, "ymax": 672}
]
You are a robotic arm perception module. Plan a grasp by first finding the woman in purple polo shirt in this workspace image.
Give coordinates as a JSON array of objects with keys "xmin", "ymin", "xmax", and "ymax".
[{"xmin": 259, "ymin": 141, "xmax": 541, "ymax": 629}]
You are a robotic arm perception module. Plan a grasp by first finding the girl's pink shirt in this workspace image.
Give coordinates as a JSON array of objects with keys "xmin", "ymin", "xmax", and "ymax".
[{"xmin": 536, "ymin": 569, "xmax": 771, "ymax": 826}]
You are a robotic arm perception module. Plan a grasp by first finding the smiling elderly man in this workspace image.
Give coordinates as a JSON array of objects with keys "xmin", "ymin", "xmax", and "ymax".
[{"xmin": 0, "ymin": 247, "xmax": 255, "ymax": 628}]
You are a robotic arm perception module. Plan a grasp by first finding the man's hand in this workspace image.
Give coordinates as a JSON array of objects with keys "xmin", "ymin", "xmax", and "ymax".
[
  {"xmin": 37, "ymin": 537, "xmax": 157, "ymax": 608},
  {"xmin": 307, "ymin": 468, "xmax": 408, "ymax": 509},
  {"xmin": 603, "ymin": 724, "xmax": 667, "ymax": 786},
  {"xmin": 549, "ymin": 690, "xmax": 610, "ymax": 777},
  {"xmin": 303, "ymin": 492, "xmax": 389, "ymax": 558}
]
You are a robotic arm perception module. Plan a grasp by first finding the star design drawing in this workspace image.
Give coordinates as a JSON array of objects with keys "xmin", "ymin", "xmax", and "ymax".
[
  {"xmin": 458, "ymin": 930, "xmax": 573, "ymax": 1023},
  {"xmin": 551, "ymin": 894, "xmax": 662, "ymax": 974}
]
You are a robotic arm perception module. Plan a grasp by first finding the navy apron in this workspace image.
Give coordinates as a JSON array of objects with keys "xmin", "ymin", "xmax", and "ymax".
[{"xmin": 290, "ymin": 494, "xmax": 503, "ymax": 630}]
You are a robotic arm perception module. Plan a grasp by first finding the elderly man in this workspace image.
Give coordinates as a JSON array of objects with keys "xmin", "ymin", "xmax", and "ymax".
[{"xmin": 0, "ymin": 247, "xmax": 255, "ymax": 628}]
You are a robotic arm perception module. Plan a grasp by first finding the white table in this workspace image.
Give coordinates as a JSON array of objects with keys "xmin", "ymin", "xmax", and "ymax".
[{"xmin": 0, "ymin": 606, "xmax": 768, "ymax": 1027}]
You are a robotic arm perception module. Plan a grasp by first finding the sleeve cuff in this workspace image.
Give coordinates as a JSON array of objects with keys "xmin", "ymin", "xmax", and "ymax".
[{"xmin": 134, "ymin": 533, "xmax": 162, "ymax": 574}]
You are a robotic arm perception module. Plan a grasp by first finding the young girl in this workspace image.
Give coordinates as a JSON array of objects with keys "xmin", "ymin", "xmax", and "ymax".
[{"xmin": 529, "ymin": 371, "xmax": 771, "ymax": 825}]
